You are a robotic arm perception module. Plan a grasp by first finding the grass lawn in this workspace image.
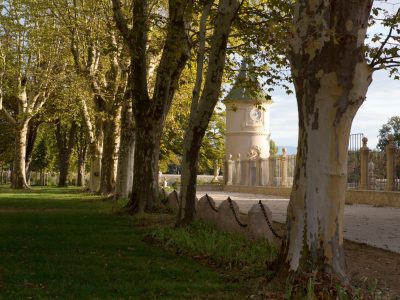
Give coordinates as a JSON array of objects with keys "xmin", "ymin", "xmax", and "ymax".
[{"xmin": 0, "ymin": 186, "xmax": 249, "ymax": 299}]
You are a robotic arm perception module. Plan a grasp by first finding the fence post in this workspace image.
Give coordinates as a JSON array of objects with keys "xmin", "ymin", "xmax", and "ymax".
[
  {"xmin": 235, "ymin": 154, "xmax": 241, "ymax": 185},
  {"xmin": 280, "ymin": 148, "xmax": 288, "ymax": 187},
  {"xmin": 386, "ymin": 134, "xmax": 395, "ymax": 191},
  {"xmin": 268, "ymin": 157, "xmax": 274, "ymax": 187},
  {"xmin": 226, "ymin": 155, "xmax": 234, "ymax": 186},
  {"xmin": 359, "ymin": 137, "xmax": 369, "ymax": 190}
]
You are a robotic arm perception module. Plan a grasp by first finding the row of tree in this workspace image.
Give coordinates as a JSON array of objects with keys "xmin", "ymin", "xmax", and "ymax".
[{"xmin": 1, "ymin": 0, "xmax": 400, "ymax": 287}]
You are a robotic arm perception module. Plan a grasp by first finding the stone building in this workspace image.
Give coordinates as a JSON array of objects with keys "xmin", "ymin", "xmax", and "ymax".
[{"xmin": 223, "ymin": 60, "xmax": 272, "ymax": 161}]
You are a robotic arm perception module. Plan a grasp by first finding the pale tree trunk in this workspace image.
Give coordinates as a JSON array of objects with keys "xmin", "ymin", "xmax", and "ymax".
[
  {"xmin": 115, "ymin": 101, "xmax": 135, "ymax": 199},
  {"xmin": 76, "ymin": 124, "xmax": 88, "ymax": 187},
  {"xmin": 11, "ymin": 119, "xmax": 30, "ymax": 189},
  {"xmin": 283, "ymin": 0, "xmax": 373, "ymax": 279},
  {"xmin": 89, "ymin": 118, "xmax": 103, "ymax": 192},
  {"xmin": 178, "ymin": 0, "xmax": 240, "ymax": 225}
]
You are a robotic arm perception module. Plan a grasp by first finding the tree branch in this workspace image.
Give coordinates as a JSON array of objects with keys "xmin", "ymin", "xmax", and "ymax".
[
  {"xmin": 0, "ymin": 107, "xmax": 17, "ymax": 125},
  {"xmin": 190, "ymin": 0, "xmax": 213, "ymax": 117},
  {"xmin": 111, "ymin": 0, "xmax": 133, "ymax": 46},
  {"xmin": 370, "ymin": 8, "xmax": 400, "ymax": 67}
]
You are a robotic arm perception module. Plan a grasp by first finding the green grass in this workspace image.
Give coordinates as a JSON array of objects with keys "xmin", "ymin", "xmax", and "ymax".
[
  {"xmin": 0, "ymin": 185, "xmax": 249, "ymax": 299},
  {"xmin": 149, "ymin": 220, "xmax": 278, "ymax": 273}
]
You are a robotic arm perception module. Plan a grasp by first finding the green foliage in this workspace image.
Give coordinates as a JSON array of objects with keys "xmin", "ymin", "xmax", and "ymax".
[
  {"xmin": 0, "ymin": 117, "xmax": 15, "ymax": 166},
  {"xmin": 161, "ymin": 66, "xmax": 225, "ymax": 174},
  {"xmin": 270, "ymin": 139, "xmax": 278, "ymax": 156},
  {"xmin": 149, "ymin": 220, "xmax": 278, "ymax": 271},
  {"xmin": 377, "ymin": 116, "xmax": 400, "ymax": 150}
]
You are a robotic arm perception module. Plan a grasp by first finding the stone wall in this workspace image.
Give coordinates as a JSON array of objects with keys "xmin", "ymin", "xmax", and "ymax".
[{"xmin": 164, "ymin": 190, "xmax": 283, "ymax": 245}]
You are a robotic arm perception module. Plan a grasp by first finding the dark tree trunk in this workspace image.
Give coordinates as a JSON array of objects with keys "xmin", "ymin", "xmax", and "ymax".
[
  {"xmin": 55, "ymin": 121, "xmax": 77, "ymax": 187},
  {"xmin": 25, "ymin": 121, "xmax": 40, "ymax": 173},
  {"xmin": 76, "ymin": 123, "xmax": 88, "ymax": 187},
  {"xmin": 178, "ymin": 0, "xmax": 240, "ymax": 225},
  {"xmin": 125, "ymin": 120, "xmax": 161, "ymax": 213},
  {"xmin": 112, "ymin": 0, "xmax": 193, "ymax": 214},
  {"xmin": 99, "ymin": 118, "xmax": 119, "ymax": 195}
]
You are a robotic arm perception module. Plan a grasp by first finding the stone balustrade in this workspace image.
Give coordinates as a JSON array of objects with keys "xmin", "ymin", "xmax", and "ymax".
[{"xmin": 224, "ymin": 149, "xmax": 296, "ymax": 188}]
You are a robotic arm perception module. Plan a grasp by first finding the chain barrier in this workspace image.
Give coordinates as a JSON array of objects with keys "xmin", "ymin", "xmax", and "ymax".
[
  {"xmin": 205, "ymin": 194, "xmax": 218, "ymax": 212},
  {"xmin": 258, "ymin": 200, "xmax": 282, "ymax": 239},
  {"xmin": 227, "ymin": 197, "xmax": 247, "ymax": 228}
]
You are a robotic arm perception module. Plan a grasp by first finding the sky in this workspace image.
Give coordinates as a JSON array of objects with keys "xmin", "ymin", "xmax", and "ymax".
[{"xmin": 269, "ymin": 69, "xmax": 399, "ymax": 149}]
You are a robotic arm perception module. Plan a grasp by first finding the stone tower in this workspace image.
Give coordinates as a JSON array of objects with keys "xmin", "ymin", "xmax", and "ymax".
[{"xmin": 224, "ymin": 60, "xmax": 272, "ymax": 161}]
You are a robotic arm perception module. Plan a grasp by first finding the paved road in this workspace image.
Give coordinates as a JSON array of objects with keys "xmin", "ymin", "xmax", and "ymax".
[{"xmin": 196, "ymin": 190, "xmax": 400, "ymax": 254}]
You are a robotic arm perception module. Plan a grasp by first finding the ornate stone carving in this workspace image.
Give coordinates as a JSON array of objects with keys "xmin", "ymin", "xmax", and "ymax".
[{"xmin": 247, "ymin": 146, "xmax": 261, "ymax": 160}]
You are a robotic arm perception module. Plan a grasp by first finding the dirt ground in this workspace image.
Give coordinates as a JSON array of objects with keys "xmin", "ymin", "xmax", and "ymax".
[
  {"xmin": 272, "ymin": 222, "xmax": 400, "ymax": 298},
  {"xmin": 345, "ymin": 240, "xmax": 400, "ymax": 297}
]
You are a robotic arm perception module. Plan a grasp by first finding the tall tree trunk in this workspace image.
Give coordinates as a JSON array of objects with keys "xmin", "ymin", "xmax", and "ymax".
[
  {"xmin": 56, "ymin": 122, "xmax": 77, "ymax": 187},
  {"xmin": 11, "ymin": 119, "xmax": 30, "ymax": 189},
  {"xmin": 112, "ymin": 0, "xmax": 193, "ymax": 214},
  {"xmin": 99, "ymin": 117, "xmax": 119, "ymax": 195},
  {"xmin": 25, "ymin": 121, "xmax": 40, "ymax": 173},
  {"xmin": 115, "ymin": 101, "xmax": 135, "ymax": 199},
  {"xmin": 89, "ymin": 118, "xmax": 103, "ymax": 192},
  {"xmin": 178, "ymin": 0, "xmax": 240, "ymax": 225},
  {"xmin": 77, "ymin": 151, "xmax": 86, "ymax": 186},
  {"xmin": 282, "ymin": 0, "xmax": 373, "ymax": 279},
  {"xmin": 125, "ymin": 120, "xmax": 161, "ymax": 213},
  {"xmin": 76, "ymin": 123, "xmax": 88, "ymax": 187}
]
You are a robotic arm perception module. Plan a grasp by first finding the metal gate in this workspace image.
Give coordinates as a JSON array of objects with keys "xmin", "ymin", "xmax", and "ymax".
[{"xmin": 347, "ymin": 133, "xmax": 364, "ymax": 188}]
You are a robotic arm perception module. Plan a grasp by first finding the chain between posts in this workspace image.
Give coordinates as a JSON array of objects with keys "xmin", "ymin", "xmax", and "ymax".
[
  {"xmin": 205, "ymin": 194, "xmax": 218, "ymax": 212},
  {"xmin": 227, "ymin": 197, "xmax": 247, "ymax": 228},
  {"xmin": 258, "ymin": 200, "xmax": 282, "ymax": 239}
]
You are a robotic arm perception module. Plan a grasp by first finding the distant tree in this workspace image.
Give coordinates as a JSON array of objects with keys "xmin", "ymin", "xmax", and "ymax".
[
  {"xmin": 377, "ymin": 116, "xmax": 400, "ymax": 151},
  {"xmin": 270, "ymin": 140, "xmax": 278, "ymax": 156}
]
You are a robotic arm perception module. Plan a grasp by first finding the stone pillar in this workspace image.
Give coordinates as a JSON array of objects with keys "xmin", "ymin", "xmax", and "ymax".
[
  {"xmin": 280, "ymin": 148, "xmax": 288, "ymax": 187},
  {"xmin": 249, "ymin": 159, "xmax": 256, "ymax": 186},
  {"xmin": 226, "ymin": 155, "xmax": 234, "ymax": 186},
  {"xmin": 258, "ymin": 158, "xmax": 267, "ymax": 186},
  {"xmin": 386, "ymin": 134, "xmax": 395, "ymax": 191},
  {"xmin": 243, "ymin": 159, "xmax": 250, "ymax": 186},
  {"xmin": 268, "ymin": 157, "xmax": 275, "ymax": 187},
  {"xmin": 359, "ymin": 137, "xmax": 369, "ymax": 190},
  {"xmin": 235, "ymin": 154, "xmax": 241, "ymax": 185}
]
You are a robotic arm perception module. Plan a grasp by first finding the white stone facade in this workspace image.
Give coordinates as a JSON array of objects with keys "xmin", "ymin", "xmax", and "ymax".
[{"xmin": 225, "ymin": 100, "xmax": 271, "ymax": 161}]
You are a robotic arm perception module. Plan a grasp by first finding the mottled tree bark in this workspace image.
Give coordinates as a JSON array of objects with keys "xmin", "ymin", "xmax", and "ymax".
[
  {"xmin": 89, "ymin": 117, "xmax": 103, "ymax": 193},
  {"xmin": 283, "ymin": 0, "xmax": 373, "ymax": 279},
  {"xmin": 115, "ymin": 101, "xmax": 135, "ymax": 199},
  {"xmin": 178, "ymin": 0, "xmax": 240, "ymax": 225},
  {"xmin": 11, "ymin": 119, "xmax": 30, "ymax": 189}
]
